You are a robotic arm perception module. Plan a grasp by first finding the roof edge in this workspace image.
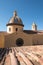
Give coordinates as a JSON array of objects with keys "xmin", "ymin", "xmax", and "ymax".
[{"xmin": 6, "ymin": 23, "xmax": 24, "ymax": 27}]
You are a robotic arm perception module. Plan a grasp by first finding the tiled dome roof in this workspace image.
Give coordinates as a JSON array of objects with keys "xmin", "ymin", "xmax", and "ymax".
[{"xmin": 6, "ymin": 11, "xmax": 24, "ymax": 26}]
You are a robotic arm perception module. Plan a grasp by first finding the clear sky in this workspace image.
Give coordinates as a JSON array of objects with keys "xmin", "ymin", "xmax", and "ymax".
[{"xmin": 0, "ymin": 0, "xmax": 43, "ymax": 31}]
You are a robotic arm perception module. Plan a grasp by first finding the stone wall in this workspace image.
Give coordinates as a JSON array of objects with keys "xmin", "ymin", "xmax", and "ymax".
[
  {"xmin": 0, "ymin": 34, "xmax": 5, "ymax": 48},
  {"xmin": 0, "ymin": 32, "xmax": 43, "ymax": 48},
  {"xmin": 5, "ymin": 32, "xmax": 33, "ymax": 47},
  {"xmin": 32, "ymin": 34, "xmax": 43, "ymax": 45}
]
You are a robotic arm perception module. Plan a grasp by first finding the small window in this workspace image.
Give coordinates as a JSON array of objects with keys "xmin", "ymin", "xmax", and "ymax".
[
  {"xmin": 16, "ymin": 28, "xmax": 18, "ymax": 31},
  {"xmin": 9, "ymin": 28, "xmax": 11, "ymax": 32}
]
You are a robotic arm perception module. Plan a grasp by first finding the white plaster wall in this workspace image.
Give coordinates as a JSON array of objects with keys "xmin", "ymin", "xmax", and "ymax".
[
  {"xmin": 32, "ymin": 25, "xmax": 37, "ymax": 31},
  {"xmin": 7, "ymin": 25, "xmax": 23, "ymax": 34}
]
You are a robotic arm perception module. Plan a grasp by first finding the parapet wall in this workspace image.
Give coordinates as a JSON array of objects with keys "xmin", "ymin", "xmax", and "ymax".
[{"xmin": 0, "ymin": 34, "xmax": 5, "ymax": 48}]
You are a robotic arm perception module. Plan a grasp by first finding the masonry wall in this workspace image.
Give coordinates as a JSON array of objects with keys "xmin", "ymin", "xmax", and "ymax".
[
  {"xmin": 32, "ymin": 34, "xmax": 43, "ymax": 45},
  {"xmin": 0, "ymin": 34, "xmax": 5, "ymax": 48},
  {"xmin": 0, "ymin": 32, "xmax": 43, "ymax": 48},
  {"xmin": 5, "ymin": 32, "xmax": 33, "ymax": 47}
]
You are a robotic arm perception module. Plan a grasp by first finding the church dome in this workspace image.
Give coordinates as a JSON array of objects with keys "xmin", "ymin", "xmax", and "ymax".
[{"xmin": 6, "ymin": 11, "xmax": 24, "ymax": 26}]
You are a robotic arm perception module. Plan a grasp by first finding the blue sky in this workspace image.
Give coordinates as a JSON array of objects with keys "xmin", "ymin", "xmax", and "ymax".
[{"xmin": 0, "ymin": 0, "xmax": 43, "ymax": 31}]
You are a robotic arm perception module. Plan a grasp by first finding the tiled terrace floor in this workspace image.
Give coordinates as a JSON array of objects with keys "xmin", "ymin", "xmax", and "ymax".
[{"xmin": 0, "ymin": 45, "xmax": 43, "ymax": 65}]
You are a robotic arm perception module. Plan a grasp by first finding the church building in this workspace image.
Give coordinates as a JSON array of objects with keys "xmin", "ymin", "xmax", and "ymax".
[{"xmin": 0, "ymin": 11, "xmax": 43, "ymax": 47}]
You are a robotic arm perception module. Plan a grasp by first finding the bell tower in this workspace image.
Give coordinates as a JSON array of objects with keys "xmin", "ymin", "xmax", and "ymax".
[{"xmin": 32, "ymin": 22, "xmax": 37, "ymax": 31}]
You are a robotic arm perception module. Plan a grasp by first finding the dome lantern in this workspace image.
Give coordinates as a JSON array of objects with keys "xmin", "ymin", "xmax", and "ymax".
[{"xmin": 13, "ymin": 11, "xmax": 17, "ymax": 17}]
